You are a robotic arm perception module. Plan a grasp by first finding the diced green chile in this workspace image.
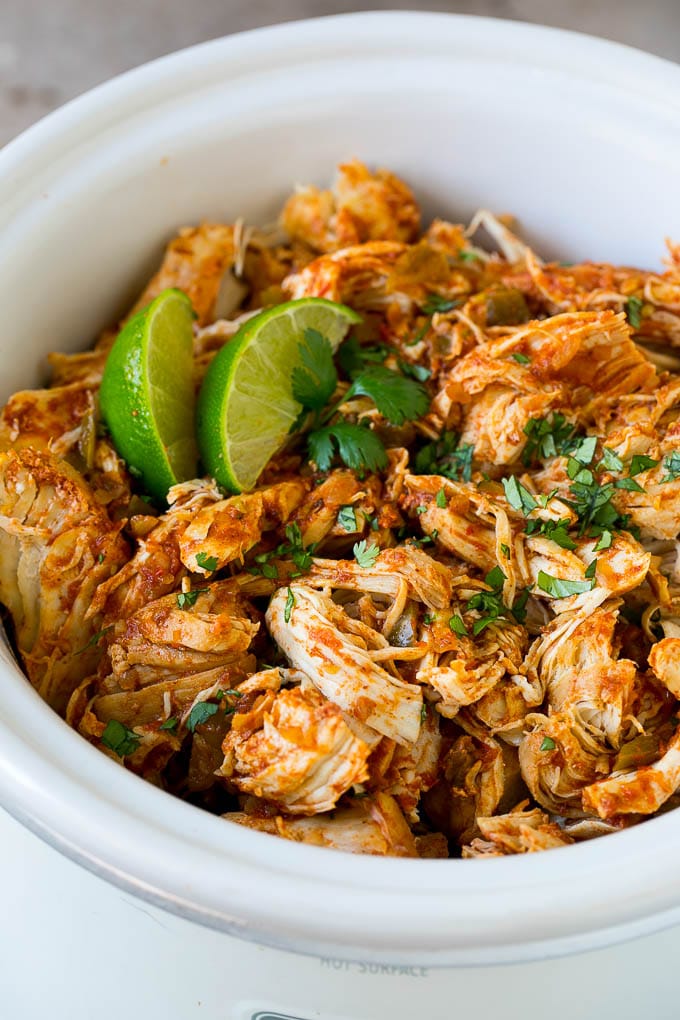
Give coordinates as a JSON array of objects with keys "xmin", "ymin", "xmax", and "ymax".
[{"xmin": 485, "ymin": 287, "xmax": 531, "ymax": 327}]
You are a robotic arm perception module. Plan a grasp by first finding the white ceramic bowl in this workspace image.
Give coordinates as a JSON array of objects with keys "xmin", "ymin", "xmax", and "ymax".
[{"xmin": 1, "ymin": 12, "xmax": 680, "ymax": 968}]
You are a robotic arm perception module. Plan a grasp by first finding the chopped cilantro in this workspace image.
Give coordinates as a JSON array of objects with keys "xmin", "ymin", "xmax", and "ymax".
[
  {"xmin": 600, "ymin": 447, "xmax": 624, "ymax": 472},
  {"xmin": 522, "ymin": 413, "xmax": 579, "ymax": 465},
  {"xmin": 414, "ymin": 431, "xmax": 474, "ymax": 482},
  {"xmin": 584, "ymin": 558, "xmax": 598, "ymax": 579},
  {"xmin": 284, "ymin": 586, "xmax": 296, "ymax": 623},
  {"xmin": 502, "ymin": 476, "xmax": 538, "ymax": 515},
  {"xmin": 536, "ymin": 570, "xmax": 595, "ymax": 599},
  {"xmin": 511, "ymin": 588, "xmax": 530, "ymax": 624},
  {"xmin": 485, "ymin": 566, "xmax": 506, "ymax": 588},
  {"xmin": 337, "ymin": 505, "xmax": 358, "ymax": 532},
  {"xmin": 540, "ymin": 737, "xmax": 556, "ymax": 752},
  {"xmin": 660, "ymin": 452, "xmax": 680, "ymax": 483},
  {"xmin": 399, "ymin": 359, "xmax": 432, "ymax": 382},
  {"xmin": 466, "ymin": 567, "xmax": 508, "ymax": 634},
  {"xmin": 353, "ymin": 540, "xmax": 380, "ymax": 568},
  {"xmin": 76, "ymin": 625, "xmax": 113, "ymax": 656},
  {"xmin": 436, "ymin": 488, "xmax": 447, "ymax": 508},
  {"xmin": 159, "ymin": 717, "xmax": 178, "ymax": 733},
  {"xmin": 524, "ymin": 517, "xmax": 577, "ymax": 550},
  {"xmin": 176, "ymin": 588, "xmax": 208, "ymax": 610},
  {"xmin": 186, "ymin": 702, "xmax": 219, "ymax": 732},
  {"xmin": 422, "ymin": 293, "xmax": 461, "ymax": 315},
  {"xmin": 593, "ymin": 530, "xmax": 613, "ymax": 551},
  {"xmin": 448, "ymin": 613, "xmax": 467, "ymax": 636},
  {"xmin": 196, "ymin": 552, "xmax": 218, "ymax": 572},
  {"xmin": 500, "ymin": 543, "xmax": 510, "ymax": 557},
  {"xmin": 625, "ymin": 295, "xmax": 643, "ymax": 329},
  {"xmin": 409, "ymin": 294, "xmax": 462, "ymax": 345},
  {"xmin": 284, "ymin": 523, "xmax": 315, "ymax": 571},
  {"xmin": 458, "ymin": 249, "xmax": 481, "ymax": 262},
  {"xmin": 423, "ymin": 613, "xmax": 436, "ymax": 625},
  {"xmin": 614, "ymin": 477, "xmax": 645, "ymax": 493},
  {"xmin": 101, "ymin": 719, "xmax": 140, "ymax": 757},
  {"xmin": 629, "ymin": 454, "xmax": 659, "ymax": 476},
  {"xmin": 511, "ymin": 352, "xmax": 531, "ymax": 365},
  {"xmin": 570, "ymin": 435, "xmax": 598, "ymax": 466},
  {"xmin": 97, "ymin": 552, "xmax": 105, "ymax": 564}
]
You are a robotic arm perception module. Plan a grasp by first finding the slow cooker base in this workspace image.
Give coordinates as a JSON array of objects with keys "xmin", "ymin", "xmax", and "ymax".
[{"xmin": 2, "ymin": 806, "xmax": 677, "ymax": 1020}]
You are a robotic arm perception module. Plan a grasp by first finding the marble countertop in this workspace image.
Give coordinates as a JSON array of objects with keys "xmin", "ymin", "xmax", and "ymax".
[{"xmin": 2, "ymin": 0, "xmax": 679, "ymax": 146}]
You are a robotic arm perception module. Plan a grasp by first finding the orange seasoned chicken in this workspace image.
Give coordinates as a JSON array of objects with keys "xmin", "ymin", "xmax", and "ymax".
[{"xmin": 3, "ymin": 159, "xmax": 680, "ymax": 858}]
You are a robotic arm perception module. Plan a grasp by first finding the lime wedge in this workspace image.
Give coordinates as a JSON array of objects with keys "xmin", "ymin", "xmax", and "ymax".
[
  {"xmin": 100, "ymin": 288, "xmax": 197, "ymax": 502},
  {"xmin": 197, "ymin": 297, "xmax": 361, "ymax": 492}
]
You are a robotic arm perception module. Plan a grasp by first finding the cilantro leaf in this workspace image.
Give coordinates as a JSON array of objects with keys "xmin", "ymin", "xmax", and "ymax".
[
  {"xmin": 511, "ymin": 352, "xmax": 531, "ymax": 365},
  {"xmin": 565, "ymin": 474, "xmax": 626, "ymax": 537},
  {"xmin": 629, "ymin": 454, "xmax": 659, "ymax": 476},
  {"xmin": 570, "ymin": 435, "xmax": 598, "ymax": 466},
  {"xmin": 337, "ymin": 505, "xmax": 358, "ymax": 532},
  {"xmin": 536, "ymin": 570, "xmax": 595, "ymax": 599},
  {"xmin": 346, "ymin": 366, "xmax": 429, "ymax": 425},
  {"xmin": 436, "ymin": 488, "xmax": 447, "ymax": 508},
  {"xmin": 176, "ymin": 588, "xmax": 208, "ymax": 610},
  {"xmin": 511, "ymin": 588, "xmax": 530, "ymax": 624},
  {"xmin": 284, "ymin": 586, "xmax": 296, "ymax": 623},
  {"xmin": 338, "ymin": 335, "xmax": 389, "ymax": 377},
  {"xmin": 353, "ymin": 540, "xmax": 380, "ymax": 568},
  {"xmin": 196, "ymin": 552, "xmax": 218, "ymax": 572},
  {"xmin": 414, "ymin": 431, "xmax": 474, "ymax": 482},
  {"xmin": 409, "ymin": 295, "xmax": 462, "ymax": 346},
  {"xmin": 463, "ymin": 567, "xmax": 518, "ymax": 635},
  {"xmin": 282, "ymin": 522, "xmax": 315, "ymax": 572},
  {"xmin": 308, "ymin": 421, "xmax": 388, "ymax": 473},
  {"xmin": 522, "ymin": 413, "xmax": 579, "ymax": 465},
  {"xmin": 614, "ymin": 477, "xmax": 645, "ymax": 493},
  {"xmin": 159, "ymin": 716, "xmax": 178, "ymax": 733},
  {"xmin": 485, "ymin": 566, "xmax": 506, "ymax": 589},
  {"xmin": 660, "ymin": 452, "xmax": 680, "ymax": 483},
  {"xmin": 76, "ymin": 625, "xmax": 114, "ymax": 656},
  {"xmin": 567, "ymin": 458, "xmax": 593, "ymax": 483},
  {"xmin": 540, "ymin": 737, "xmax": 556, "ymax": 752},
  {"xmin": 448, "ymin": 613, "xmax": 467, "ymax": 636},
  {"xmin": 399, "ymin": 360, "xmax": 432, "ymax": 382},
  {"xmin": 593, "ymin": 530, "xmax": 613, "ymax": 551},
  {"xmin": 625, "ymin": 295, "xmax": 643, "ymax": 329},
  {"xmin": 600, "ymin": 447, "xmax": 623, "ymax": 472},
  {"xmin": 502, "ymin": 476, "xmax": 538, "ymax": 515},
  {"xmin": 291, "ymin": 328, "xmax": 338, "ymax": 410},
  {"xmin": 101, "ymin": 719, "xmax": 140, "ymax": 757},
  {"xmin": 524, "ymin": 517, "xmax": 577, "ymax": 550},
  {"xmin": 584, "ymin": 559, "xmax": 598, "ymax": 579},
  {"xmin": 458, "ymin": 249, "xmax": 481, "ymax": 262},
  {"xmin": 422, "ymin": 293, "xmax": 460, "ymax": 315},
  {"xmin": 186, "ymin": 702, "xmax": 220, "ymax": 732}
]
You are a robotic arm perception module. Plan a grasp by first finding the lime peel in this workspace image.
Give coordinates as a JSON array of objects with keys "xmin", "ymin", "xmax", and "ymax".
[{"xmin": 100, "ymin": 288, "xmax": 197, "ymax": 503}]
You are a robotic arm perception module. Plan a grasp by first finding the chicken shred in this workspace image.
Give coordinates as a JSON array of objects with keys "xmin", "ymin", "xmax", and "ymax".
[{"xmin": 2, "ymin": 159, "xmax": 680, "ymax": 857}]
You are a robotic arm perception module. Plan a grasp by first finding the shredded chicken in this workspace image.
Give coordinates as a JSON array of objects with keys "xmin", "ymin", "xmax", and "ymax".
[{"xmin": 2, "ymin": 159, "xmax": 680, "ymax": 857}]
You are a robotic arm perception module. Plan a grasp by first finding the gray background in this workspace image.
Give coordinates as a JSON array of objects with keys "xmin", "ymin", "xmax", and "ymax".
[{"xmin": 2, "ymin": 0, "xmax": 679, "ymax": 147}]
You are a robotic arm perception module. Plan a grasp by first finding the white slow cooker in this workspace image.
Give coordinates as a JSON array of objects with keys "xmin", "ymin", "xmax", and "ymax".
[{"xmin": 1, "ymin": 13, "xmax": 680, "ymax": 1019}]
